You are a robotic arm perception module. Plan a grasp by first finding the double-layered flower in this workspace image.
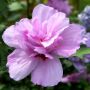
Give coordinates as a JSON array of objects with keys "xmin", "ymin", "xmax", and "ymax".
[{"xmin": 2, "ymin": 4, "xmax": 85, "ymax": 86}]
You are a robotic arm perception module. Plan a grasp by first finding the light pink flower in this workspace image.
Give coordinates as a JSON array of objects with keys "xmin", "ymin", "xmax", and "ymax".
[{"xmin": 2, "ymin": 4, "xmax": 85, "ymax": 87}]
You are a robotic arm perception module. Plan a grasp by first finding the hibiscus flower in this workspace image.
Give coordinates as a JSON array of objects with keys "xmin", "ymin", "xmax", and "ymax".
[{"xmin": 2, "ymin": 4, "xmax": 85, "ymax": 87}]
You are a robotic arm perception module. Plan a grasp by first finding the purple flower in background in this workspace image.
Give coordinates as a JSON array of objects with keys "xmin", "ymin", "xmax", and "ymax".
[
  {"xmin": 61, "ymin": 71, "xmax": 87, "ymax": 83},
  {"xmin": 68, "ymin": 56, "xmax": 86, "ymax": 72},
  {"xmin": 61, "ymin": 70, "xmax": 90, "ymax": 83},
  {"xmin": 83, "ymin": 54, "xmax": 90, "ymax": 63},
  {"xmin": 2, "ymin": 4, "xmax": 84, "ymax": 87},
  {"xmin": 47, "ymin": 0, "xmax": 72, "ymax": 15},
  {"xmin": 78, "ymin": 6, "xmax": 90, "ymax": 29},
  {"xmin": 62, "ymin": 54, "xmax": 90, "ymax": 83},
  {"xmin": 83, "ymin": 33, "xmax": 90, "ymax": 47}
]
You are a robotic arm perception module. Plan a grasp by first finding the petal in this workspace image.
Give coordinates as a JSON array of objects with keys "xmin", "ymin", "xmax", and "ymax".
[
  {"xmin": 31, "ymin": 58, "xmax": 63, "ymax": 87},
  {"xmin": 34, "ymin": 47, "xmax": 46, "ymax": 54},
  {"xmin": 2, "ymin": 25, "xmax": 19, "ymax": 48},
  {"xmin": 55, "ymin": 24, "xmax": 85, "ymax": 57},
  {"xmin": 47, "ymin": 12, "xmax": 67, "ymax": 34},
  {"xmin": 7, "ymin": 49, "xmax": 39, "ymax": 81},
  {"xmin": 32, "ymin": 4, "xmax": 57, "ymax": 22},
  {"xmin": 41, "ymin": 12, "xmax": 69, "ymax": 47},
  {"xmin": 30, "ymin": 17, "xmax": 46, "ymax": 40},
  {"xmin": 31, "ymin": 17, "xmax": 42, "ymax": 36},
  {"xmin": 2, "ymin": 18, "xmax": 33, "ymax": 49},
  {"xmin": 15, "ymin": 18, "xmax": 33, "ymax": 32}
]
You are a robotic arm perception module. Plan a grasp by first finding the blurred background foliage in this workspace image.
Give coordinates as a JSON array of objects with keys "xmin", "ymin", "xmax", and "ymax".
[{"xmin": 0, "ymin": 0, "xmax": 90, "ymax": 90}]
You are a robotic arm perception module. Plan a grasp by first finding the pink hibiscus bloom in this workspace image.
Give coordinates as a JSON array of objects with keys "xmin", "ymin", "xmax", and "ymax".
[{"xmin": 2, "ymin": 4, "xmax": 85, "ymax": 87}]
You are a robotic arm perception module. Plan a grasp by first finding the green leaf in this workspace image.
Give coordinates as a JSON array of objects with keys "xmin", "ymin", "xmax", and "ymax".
[
  {"xmin": 0, "ymin": 0, "xmax": 7, "ymax": 12},
  {"xmin": 0, "ymin": 84, "xmax": 5, "ymax": 90},
  {"xmin": 7, "ymin": 13, "xmax": 21, "ymax": 22},
  {"xmin": 0, "ymin": 24, "xmax": 5, "ymax": 31},
  {"xmin": 8, "ymin": 2, "xmax": 25, "ymax": 11},
  {"xmin": 75, "ymin": 47, "xmax": 90, "ymax": 58},
  {"xmin": 69, "ymin": 0, "xmax": 90, "ymax": 12},
  {"xmin": 85, "ymin": 85, "xmax": 90, "ymax": 90},
  {"xmin": 79, "ymin": 0, "xmax": 90, "ymax": 12}
]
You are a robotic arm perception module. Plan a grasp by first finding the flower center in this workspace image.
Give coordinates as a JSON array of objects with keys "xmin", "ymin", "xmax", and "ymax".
[{"xmin": 35, "ymin": 54, "xmax": 47, "ymax": 61}]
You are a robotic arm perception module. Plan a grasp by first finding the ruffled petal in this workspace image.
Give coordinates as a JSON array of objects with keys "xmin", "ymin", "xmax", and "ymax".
[
  {"xmin": 41, "ymin": 12, "xmax": 69, "ymax": 47},
  {"xmin": 54, "ymin": 24, "xmax": 85, "ymax": 57},
  {"xmin": 2, "ymin": 18, "xmax": 33, "ymax": 49},
  {"xmin": 32, "ymin": 4, "xmax": 57, "ymax": 22},
  {"xmin": 2, "ymin": 25, "xmax": 20, "ymax": 48},
  {"xmin": 31, "ymin": 58, "xmax": 63, "ymax": 87},
  {"xmin": 7, "ymin": 49, "xmax": 39, "ymax": 81}
]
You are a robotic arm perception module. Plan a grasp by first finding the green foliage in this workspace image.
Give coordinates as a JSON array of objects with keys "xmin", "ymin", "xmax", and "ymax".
[
  {"xmin": 8, "ymin": 1, "xmax": 26, "ymax": 11},
  {"xmin": 69, "ymin": 0, "xmax": 90, "ymax": 12},
  {"xmin": 75, "ymin": 48, "xmax": 90, "ymax": 58}
]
